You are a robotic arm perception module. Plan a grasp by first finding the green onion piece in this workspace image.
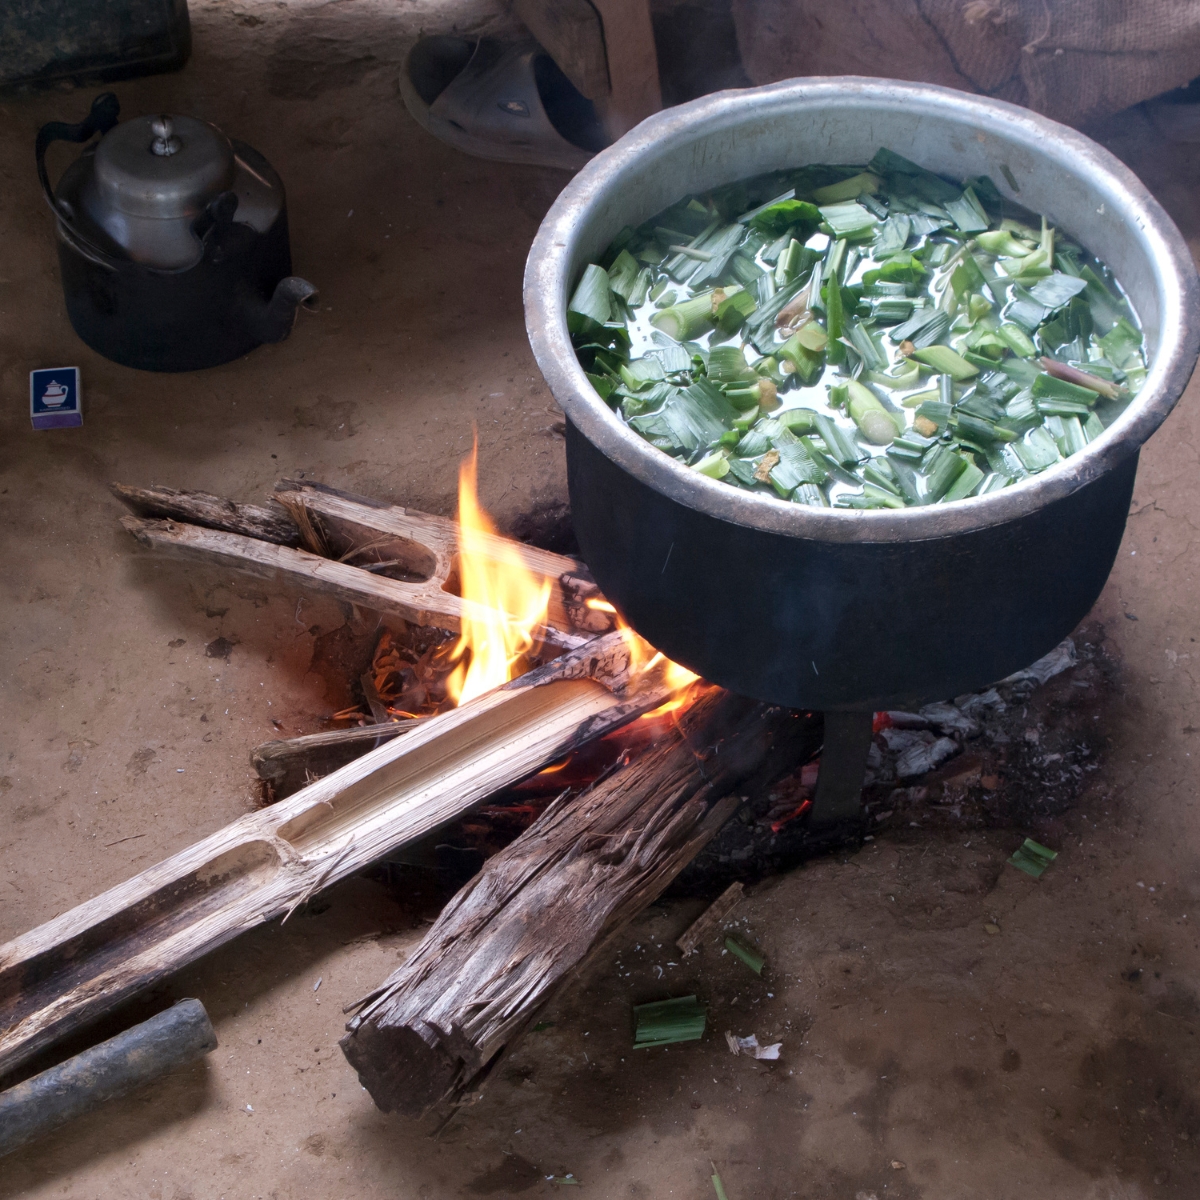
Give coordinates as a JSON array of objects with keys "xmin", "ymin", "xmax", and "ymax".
[
  {"xmin": 769, "ymin": 441, "xmax": 828, "ymax": 494},
  {"xmin": 632, "ymin": 995, "xmax": 707, "ymax": 1048},
  {"xmin": 889, "ymin": 430, "xmax": 936, "ymax": 458},
  {"xmin": 865, "ymin": 362, "xmax": 921, "ymax": 391},
  {"xmin": 1083, "ymin": 411, "xmax": 1105, "ymax": 441},
  {"xmin": 942, "ymin": 460, "xmax": 986, "ymax": 502},
  {"xmin": 775, "ymin": 238, "xmax": 804, "ymax": 286},
  {"xmin": 901, "ymin": 387, "xmax": 940, "ymax": 408},
  {"xmin": 567, "ymin": 263, "xmax": 612, "ymax": 331},
  {"xmin": 715, "ymin": 289, "xmax": 758, "ymax": 334},
  {"xmin": 863, "ymin": 457, "xmax": 902, "ymax": 493},
  {"xmin": 976, "ymin": 229, "xmax": 1034, "ymax": 257},
  {"xmin": 944, "ymin": 186, "xmax": 989, "ymax": 233},
  {"xmin": 1031, "ymin": 371, "xmax": 1097, "ymax": 405},
  {"xmin": 846, "ymin": 320, "xmax": 886, "ymax": 370},
  {"xmin": 619, "ymin": 357, "xmax": 666, "ymax": 391},
  {"xmin": 1036, "ymin": 396, "xmax": 1092, "ymax": 417},
  {"xmin": 998, "ymin": 356, "xmax": 1041, "ymax": 386},
  {"xmin": 724, "ymin": 936, "xmax": 765, "ymax": 974},
  {"xmin": 951, "ymin": 413, "xmax": 1018, "ymax": 443},
  {"xmin": 1028, "ymin": 272, "xmax": 1089, "ymax": 310},
  {"xmin": 794, "ymin": 322, "xmax": 829, "ymax": 352},
  {"xmin": 888, "ymin": 306, "xmax": 941, "ymax": 344},
  {"xmin": 1097, "ymin": 317, "xmax": 1143, "ymax": 368},
  {"xmin": 923, "ymin": 446, "xmax": 968, "ymax": 501},
  {"xmin": 822, "ymin": 235, "xmax": 848, "ymax": 283},
  {"xmin": 650, "ymin": 291, "xmax": 716, "ymax": 341},
  {"xmin": 915, "ymin": 399, "xmax": 952, "ymax": 430},
  {"xmin": 1051, "ymin": 414, "xmax": 1088, "ymax": 457},
  {"xmin": 712, "ymin": 1172, "xmax": 731, "ymax": 1200},
  {"xmin": 828, "ymin": 383, "xmax": 849, "ymax": 410},
  {"xmin": 743, "ymin": 197, "xmax": 820, "ymax": 236},
  {"xmin": 777, "ymin": 333, "xmax": 825, "ymax": 384},
  {"xmin": 811, "ymin": 171, "xmax": 882, "ymax": 204},
  {"xmin": 707, "ymin": 345, "xmax": 756, "ymax": 385},
  {"xmin": 692, "ymin": 451, "xmax": 730, "ymax": 479},
  {"xmin": 997, "ymin": 323, "xmax": 1037, "ymax": 357},
  {"xmin": 793, "ymin": 482, "xmax": 827, "ymax": 506},
  {"xmin": 911, "ymin": 345, "xmax": 979, "ymax": 380},
  {"xmin": 871, "ymin": 296, "xmax": 915, "ymax": 323},
  {"xmin": 873, "ymin": 214, "xmax": 912, "ymax": 258},
  {"xmin": 777, "ymin": 407, "xmax": 819, "ymax": 434},
  {"xmin": 967, "ymin": 293, "xmax": 993, "ymax": 324},
  {"xmin": 1012, "ymin": 426, "xmax": 1062, "ymax": 472},
  {"xmin": 823, "ymin": 277, "xmax": 845, "ymax": 364},
  {"xmin": 1008, "ymin": 837, "xmax": 1058, "ymax": 878},
  {"xmin": 815, "ymin": 413, "xmax": 866, "ymax": 466},
  {"xmin": 607, "ymin": 249, "xmax": 642, "ymax": 300},
  {"xmin": 846, "ymin": 381, "xmax": 898, "ymax": 445},
  {"xmin": 818, "ymin": 201, "xmax": 879, "ymax": 241},
  {"xmin": 587, "ymin": 372, "xmax": 616, "ymax": 402}
]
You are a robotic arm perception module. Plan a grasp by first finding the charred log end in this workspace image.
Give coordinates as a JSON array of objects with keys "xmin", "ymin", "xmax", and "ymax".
[{"xmin": 339, "ymin": 1021, "xmax": 460, "ymax": 1117}]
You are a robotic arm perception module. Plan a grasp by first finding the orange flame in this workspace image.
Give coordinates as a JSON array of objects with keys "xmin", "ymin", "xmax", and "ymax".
[
  {"xmin": 618, "ymin": 622, "xmax": 700, "ymax": 696},
  {"xmin": 444, "ymin": 440, "xmax": 553, "ymax": 705}
]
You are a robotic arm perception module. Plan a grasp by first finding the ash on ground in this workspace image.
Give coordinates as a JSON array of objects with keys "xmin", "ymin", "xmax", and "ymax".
[{"xmin": 675, "ymin": 620, "xmax": 1117, "ymax": 894}]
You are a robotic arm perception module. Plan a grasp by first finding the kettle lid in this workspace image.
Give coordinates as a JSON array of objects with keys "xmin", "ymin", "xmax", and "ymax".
[{"xmin": 90, "ymin": 113, "xmax": 236, "ymax": 220}]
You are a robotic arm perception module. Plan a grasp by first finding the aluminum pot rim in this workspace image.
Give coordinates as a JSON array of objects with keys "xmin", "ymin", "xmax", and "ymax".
[{"xmin": 525, "ymin": 76, "xmax": 1200, "ymax": 544}]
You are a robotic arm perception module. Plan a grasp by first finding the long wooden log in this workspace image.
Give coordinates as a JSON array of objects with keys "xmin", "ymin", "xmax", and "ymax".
[
  {"xmin": 0, "ymin": 632, "xmax": 675, "ymax": 1082},
  {"xmin": 109, "ymin": 482, "xmax": 301, "ymax": 545},
  {"xmin": 252, "ymin": 722, "xmax": 419, "ymax": 800},
  {"xmin": 113, "ymin": 479, "xmax": 616, "ymax": 648},
  {"xmin": 339, "ymin": 690, "xmax": 819, "ymax": 1118}
]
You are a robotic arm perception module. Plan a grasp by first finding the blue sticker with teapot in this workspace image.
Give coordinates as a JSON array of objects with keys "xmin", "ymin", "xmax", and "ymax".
[{"xmin": 30, "ymin": 367, "xmax": 82, "ymax": 430}]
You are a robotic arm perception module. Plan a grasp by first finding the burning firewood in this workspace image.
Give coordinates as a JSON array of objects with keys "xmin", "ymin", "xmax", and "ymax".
[
  {"xmin": 0, "ymin": 631, "xmax": 690, "ymax": 1081},
  {"xmin": 110, "ymin": 477, "xmax": 614, "ymax": 651},
  {"xmin": 339, "ymin": 688, "xmax": 821, "ymax": 1119}
]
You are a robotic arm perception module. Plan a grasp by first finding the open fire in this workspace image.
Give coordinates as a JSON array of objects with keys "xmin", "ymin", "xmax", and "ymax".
[{"xmin": 343, "ymin": 440, "xmax": 701, "ymax": 729}]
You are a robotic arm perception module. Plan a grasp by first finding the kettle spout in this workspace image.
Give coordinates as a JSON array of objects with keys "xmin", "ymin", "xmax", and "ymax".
[{"xmin": 251, "ymin": 276, "xmax": 318, "ymax": 343}]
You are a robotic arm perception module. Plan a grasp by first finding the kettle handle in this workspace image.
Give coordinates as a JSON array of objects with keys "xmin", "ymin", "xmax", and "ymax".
[{"xmin": 35, "ymin": 92, "xmax": 121, "ymax": 217}]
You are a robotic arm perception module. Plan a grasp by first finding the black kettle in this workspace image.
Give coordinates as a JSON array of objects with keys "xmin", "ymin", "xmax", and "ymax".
[{"xmin": 37, "ymin": 93, "xmax": 317, "ymax": 372}]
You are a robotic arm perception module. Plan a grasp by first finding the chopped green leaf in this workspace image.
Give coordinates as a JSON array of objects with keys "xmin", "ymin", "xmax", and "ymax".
[
  {"xmin": 724, "ymin": 936, "xmax": 765, "ymax": 974},
  {"xmin": 633, "ymin": 995, "xmax": 707, "ymax": 1048},
  {"xmin": 1008, "ymin": 837, "xmax": 1058, "ymax": 878}
]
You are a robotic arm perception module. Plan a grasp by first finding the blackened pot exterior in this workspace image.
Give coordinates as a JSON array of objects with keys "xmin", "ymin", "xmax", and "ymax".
[
  {"xmin": 526, "ymin": 79, "xmax": 1200, "ymax": 709},
  {"xmin": 568, "ymin": 419, "xmax": 1136, "ymax": 709}
]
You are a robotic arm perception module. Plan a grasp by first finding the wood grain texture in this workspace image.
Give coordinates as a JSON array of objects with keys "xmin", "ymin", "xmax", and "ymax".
[
  {"xmin": 109, "ymin": 482, "xmax": 301, "ymax": 545},
  {"xmin": 676, "ymin": 881, "xmax": 744, "ymax": 956},
  {"xmin": 513, "ymin": 0, "xmax": 610, "ymax": 99},
  {"xmin": 115, "ymin": 478, "xmax": 614, "ymax": 648},
  {"xmin": 339, "ymin": 690, "xmax": 820, "ymax": 1118},
  {"xmin": 252, "ymin": 723, "xmax": 419, "ymax": 800},
  {"xmin": 590, "ymin": 0, "xmax": 661, "ymax": 139},
  {"xmin": 0, "ymin": 632, "xmax": 675, "ymax": 1082},
  {"xmin": 120, "ymin": 516, "xmax": 594, "ymax": 655}
]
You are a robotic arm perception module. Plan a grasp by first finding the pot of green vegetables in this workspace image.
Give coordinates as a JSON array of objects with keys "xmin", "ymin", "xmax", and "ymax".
[{"xmin": 524, "ymin": 78, "xmax": 1200, "ymax": 710}]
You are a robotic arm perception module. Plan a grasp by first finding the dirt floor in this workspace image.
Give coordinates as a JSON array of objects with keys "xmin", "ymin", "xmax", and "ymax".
[{"xmin": 3, "ymin": 2, "xmax": 1200, "ymax": 1197}]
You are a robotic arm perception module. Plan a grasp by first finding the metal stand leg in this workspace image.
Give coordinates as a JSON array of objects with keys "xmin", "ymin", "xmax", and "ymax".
[{"xmin": 809, "ymin": 711, "xmax": 874, "ymax": 830}]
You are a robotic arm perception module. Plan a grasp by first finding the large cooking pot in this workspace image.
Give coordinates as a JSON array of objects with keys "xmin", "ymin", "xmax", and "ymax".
[{"xmin": 525, "ymin": 78, "xmax": 1200, "ymax": 711}]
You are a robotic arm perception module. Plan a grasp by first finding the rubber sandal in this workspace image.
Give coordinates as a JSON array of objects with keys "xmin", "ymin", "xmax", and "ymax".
[{"xmin": 400, "ymin": 35, "xmax": 607, "ymax": 170}]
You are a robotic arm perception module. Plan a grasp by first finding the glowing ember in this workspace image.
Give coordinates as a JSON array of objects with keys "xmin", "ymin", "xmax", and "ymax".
[{"xmin": 445, "ymin": 441, "xmax": 554, "ymax": 706}]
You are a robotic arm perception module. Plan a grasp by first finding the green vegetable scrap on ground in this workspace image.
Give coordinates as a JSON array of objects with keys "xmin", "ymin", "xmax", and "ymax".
[
  {"xmin": 1009, "ymin": 837, "xmax": 1058, "ymax": 878},
  {"xmin": 724, "ymin": 936, "xmax": 765, "ymax": 974},
  {"xmin": 568, "ymin": 149, "xmax": 1147, "ymax": 509},
  {"xmin": 632, "ymin": 995, "xmax": 707, "ymax": 1048}
]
